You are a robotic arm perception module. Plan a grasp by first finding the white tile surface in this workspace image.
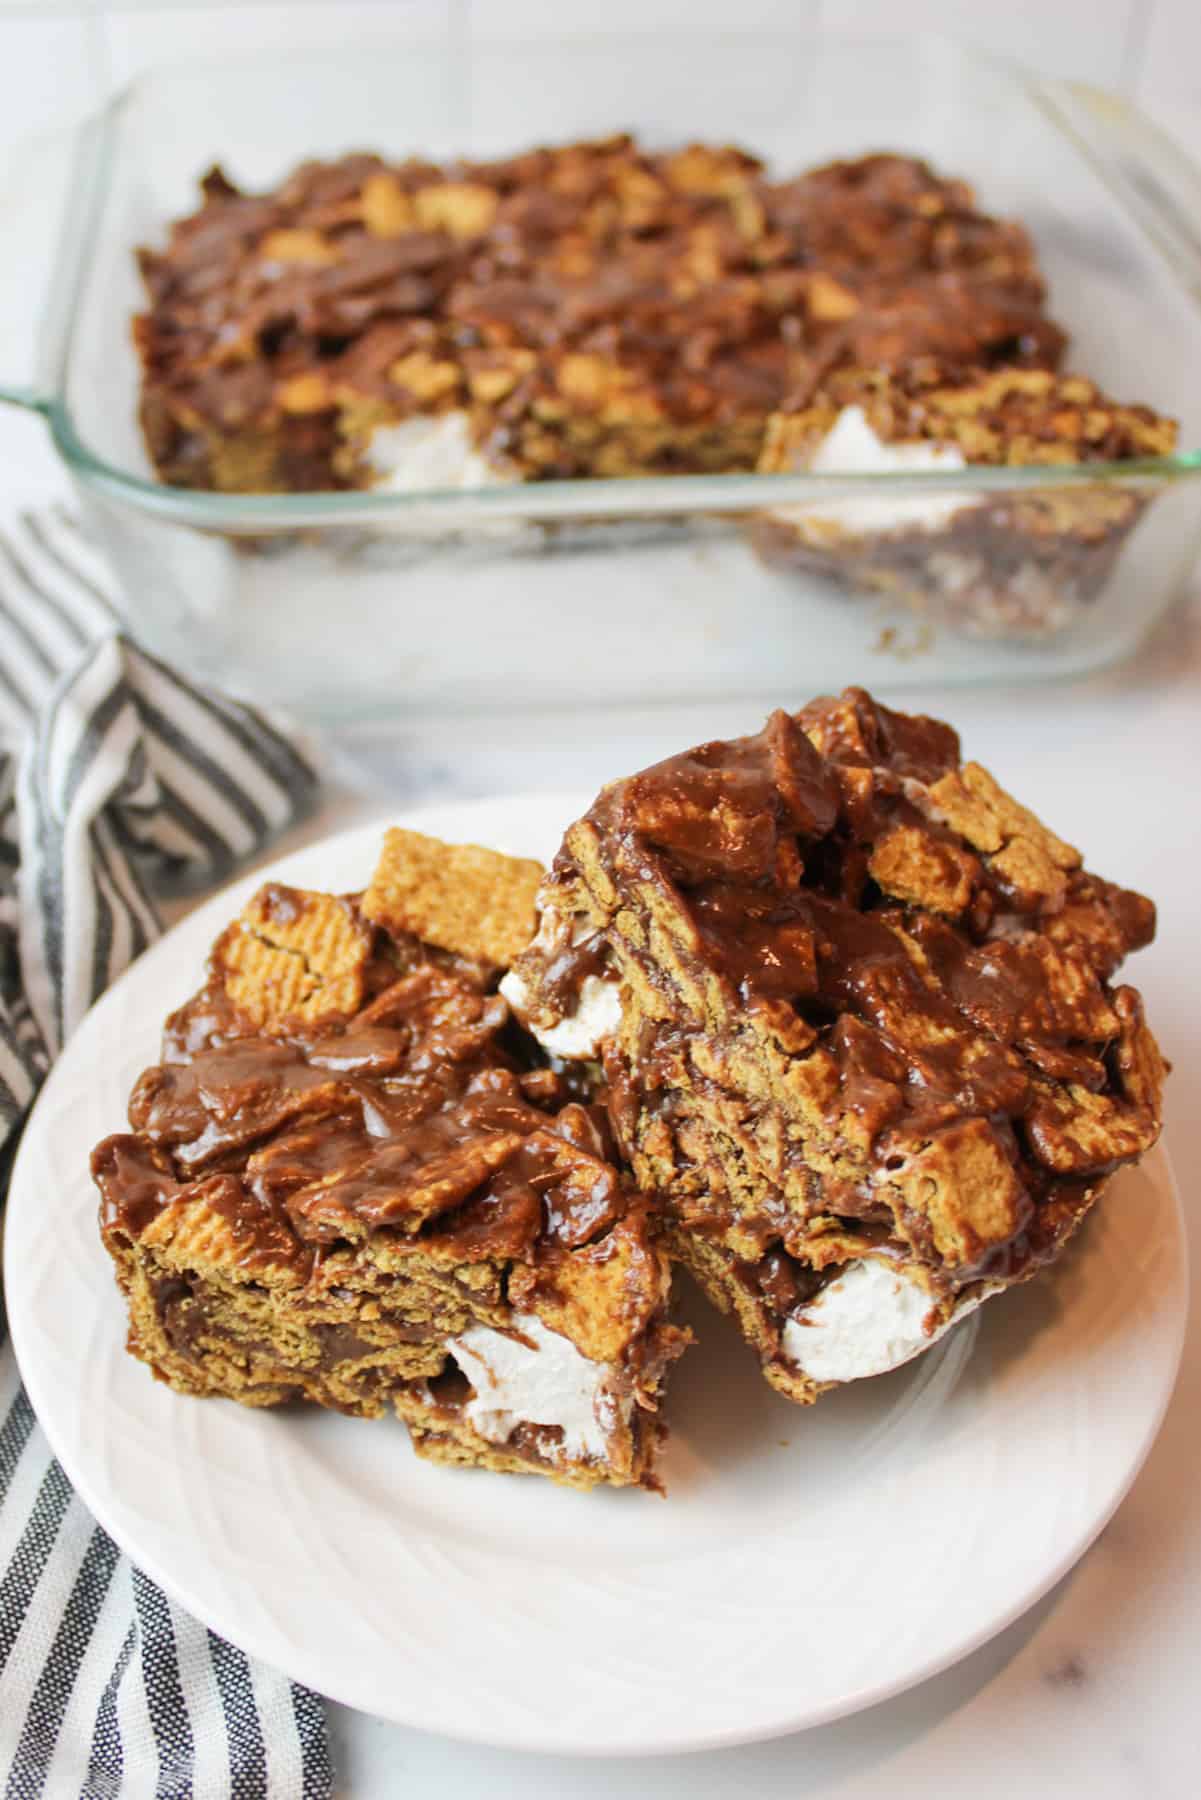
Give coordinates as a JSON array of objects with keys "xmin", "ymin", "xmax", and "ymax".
[
  {"xmin": 817, "ymin": 0, "xmax": 1140, "ymax": 85},
  {"xmin": 0, "ymin": 15, "xmax": 101, "ymax": 147},
  {"xmin": 1137, "ymin": 0, "xmax": 1201, "ymax": 101},
  {"xmin": 103, "ymin": 0, "xmax": 457, "ymax": 88},
  {"xmin": 0, "ymin": 0, "xmax": 422, "ymax": 8},
  {"xmin": 1, "ymin": 0, "xmax": 1200, "ymax": 170},
  {"xmin": 468, "ymin": 0, "xmax": 817, "ymax": 34}
]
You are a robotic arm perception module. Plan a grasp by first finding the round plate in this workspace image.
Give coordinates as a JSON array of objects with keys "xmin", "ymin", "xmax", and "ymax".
[{"xmin": 4, "ymin": 797, "xmax": 1188, "ymax": 1757}]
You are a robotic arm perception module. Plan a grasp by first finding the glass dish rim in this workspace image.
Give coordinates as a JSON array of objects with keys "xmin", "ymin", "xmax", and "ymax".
[{"xmin": 36, "ymin": 28, "xmax": 1201, "ymax": 528}]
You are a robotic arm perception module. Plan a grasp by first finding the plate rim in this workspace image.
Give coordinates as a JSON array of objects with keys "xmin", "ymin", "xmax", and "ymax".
[{"xmin": 4, "ymin": 799, "xmax": 1191, "ymax": 1757}]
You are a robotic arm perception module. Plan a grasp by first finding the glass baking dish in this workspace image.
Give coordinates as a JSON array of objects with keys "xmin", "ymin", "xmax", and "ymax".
[{"xmin": 3, "ymin": 30, "xmax": 1201, "ymax": 720}]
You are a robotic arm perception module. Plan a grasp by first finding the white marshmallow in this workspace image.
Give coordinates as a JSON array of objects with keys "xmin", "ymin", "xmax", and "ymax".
[
  {"xmin": 365, "ymin": 412, "xmax": 511, "ymax": 493},
  {"xmin": 500, "ymin": 966, "xmax": 622, "ymax": 1060},
  {"xmin": 450, "ymin": 1313, "xmax": 626, "ymax": 1464},
  {"xmin": 773, "ymin": 404, "xmax": 976, "ymax": 535},
  {"xmin": 501, "ymin": 901, "xmax": 622, "ymax": 1060},
  {"xmin": 781, "ymin": 1257, "xmax": 992, "ymax": 1384}
]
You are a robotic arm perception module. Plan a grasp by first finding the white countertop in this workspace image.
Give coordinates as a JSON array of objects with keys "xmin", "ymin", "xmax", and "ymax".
[{"xmin": 3, "ymin": 95, "xmax": 1200, "ymax": 1789}]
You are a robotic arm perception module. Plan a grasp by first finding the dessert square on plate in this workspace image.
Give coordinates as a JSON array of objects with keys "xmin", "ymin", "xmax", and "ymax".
[
  {"xmin": 504, "ymin": 687, "xmax": 1165, "ymax": 1403},
  {"xmin": 92, "ymin": 840, "xmax": 683, "ymax": 1490}
]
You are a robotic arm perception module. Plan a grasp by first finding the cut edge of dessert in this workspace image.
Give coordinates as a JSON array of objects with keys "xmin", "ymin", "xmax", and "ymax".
[{"xmin": 750, "ymin": 361, "xmax": 1179, "ymax": 639}]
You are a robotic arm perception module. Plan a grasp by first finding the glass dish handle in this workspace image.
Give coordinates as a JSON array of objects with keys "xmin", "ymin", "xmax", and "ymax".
[
  {"xmin": 0, "ymin": 114, "xmax": 103, "ymax": 418},
  {"xmin": 1036, "ymin": 80, "xmax": 1201, "ymax": 306}
]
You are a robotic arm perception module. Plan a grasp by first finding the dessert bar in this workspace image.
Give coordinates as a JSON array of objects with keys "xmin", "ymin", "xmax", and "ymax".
[
  {"xmin": 504, "ymin": 688, "xmax": 1165, "ymax": 1402},
  {"xmin": 93, "ymin": 833, "xmax": 683, "ymax": 1489},
  {"xmin": 134, "ymin": 142, "xmax": 1064, "ymax": 493}
]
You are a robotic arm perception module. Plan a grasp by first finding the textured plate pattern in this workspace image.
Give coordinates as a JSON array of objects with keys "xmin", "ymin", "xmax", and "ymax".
[{"xmin": 3, "ymin": 798, "xmax": 1188, "ymax": 1755}]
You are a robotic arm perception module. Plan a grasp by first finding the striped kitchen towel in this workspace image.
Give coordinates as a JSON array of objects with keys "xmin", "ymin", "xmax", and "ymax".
[{"xmin": 0, "ymin": 506, "xmax": 333, "ymax": 1798}]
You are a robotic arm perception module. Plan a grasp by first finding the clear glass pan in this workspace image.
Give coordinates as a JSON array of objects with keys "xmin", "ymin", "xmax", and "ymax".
[{"xmin": 4, "ymin": 30, "xmax": 1201, "ymax": 717}]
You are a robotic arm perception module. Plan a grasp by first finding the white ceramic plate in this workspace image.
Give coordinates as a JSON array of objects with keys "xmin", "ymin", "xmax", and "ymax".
[{"xmin": 4, "ymin": 797, "xmax": 1188, "ymax": 1757}]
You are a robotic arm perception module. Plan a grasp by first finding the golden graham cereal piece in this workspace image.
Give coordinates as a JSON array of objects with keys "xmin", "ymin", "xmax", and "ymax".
[
  {"xmin": 215, "ymin": 883, "xmax": 372, "ymax": 1029},
  {"xmin": 363, "ymin": 828, "xmax": 544, "ymax": 968},
  {"xmin": 140, "ymin": 1181, "xmax": 308, "ymax": 1287}
]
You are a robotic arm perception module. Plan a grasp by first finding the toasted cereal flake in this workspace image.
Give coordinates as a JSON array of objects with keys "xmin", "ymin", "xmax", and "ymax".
[
  {"xmin": 509, "ymin": 1218, "xmax": 664, "ymax": 1364},
  {"xmin": 217, "ymin": 883, "xmax": 371, "ymax": 1028},
  {"xmin": 1111, "ymin": 986, "xmax": 1167, "ymax": 1116},
  {"xmin": 960, "ymin": 763, "xmax": 1081, "ymax": 870},
  {"xmin": 363, "ymin": 828, "xmax": 544, "ymax": 966},
  {"xmin": 413, "ymin": 183, "xmax": 498, "ymax": 238},
  {"xmin": 259, "ymin": 228, "xmax": 340, "ymax": 266},
  {"xmin": 289, "ymin": 1130, "xmax": 527, "ymax": 1238},
  {"xmin": 868, "ymin": 823, "xmax": 979, "ymax": 917},
  {"xmin": 888, "ymin": 1118, "xmax": 1032, "ymax": 1267},
  {"xmin": 988, "ymin": 834, "xmax": 1069, "ymax": 913},
  {"xmin": 360, "ymin": 171, "xmax": 416, "ymax": 237},
  {"xmin": 141, "ymin": 1181, "xmax": 305, "ymax": 1286},
  {"xmin": 1025, "ymin": 1081, "xmax": 1159, "ymax": 1174},
  {"xmin": 277, "ymin": 372, "xmax": 332, "ymax": 414}
]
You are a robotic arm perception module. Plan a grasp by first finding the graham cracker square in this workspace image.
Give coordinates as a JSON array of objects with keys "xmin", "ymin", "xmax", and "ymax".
[{"xmin": 363, "ymin": 828, "xmax": 543, "ymax": 967}]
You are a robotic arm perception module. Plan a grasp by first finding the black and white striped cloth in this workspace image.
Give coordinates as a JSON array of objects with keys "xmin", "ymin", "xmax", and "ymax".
[{"xmin": 0, "ymin": 505, "xmax": 333, "ymax": 1797}]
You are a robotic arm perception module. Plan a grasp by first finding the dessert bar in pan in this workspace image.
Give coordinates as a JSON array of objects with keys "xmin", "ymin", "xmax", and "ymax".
[
  {"xmin": 134, "ymin": 143, "xmax": 1066, "ymax": 493},
  {"xmin": 93, "ymin": 834, "xmax": 684, "ymax": 1490},
  {"xmin": 505, "ymin": 688, "xmax": 1165, "ymax": 1403}
]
